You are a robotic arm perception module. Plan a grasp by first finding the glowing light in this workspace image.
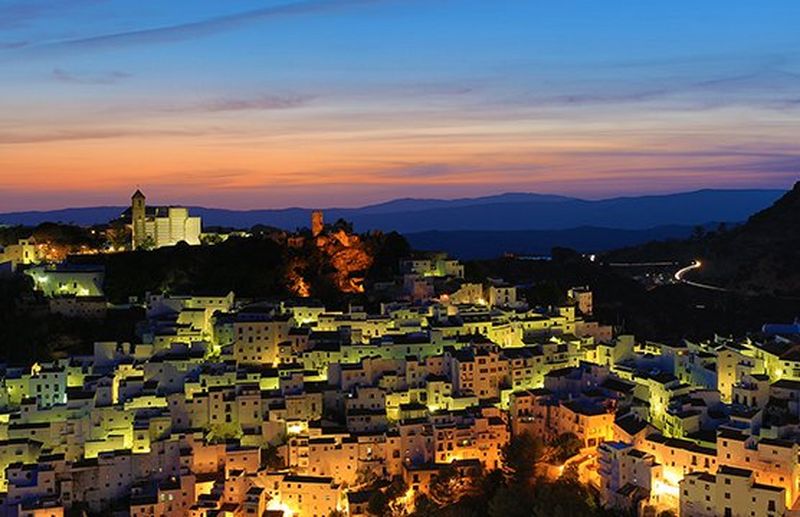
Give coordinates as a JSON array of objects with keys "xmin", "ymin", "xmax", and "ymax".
[
  {"xmin": 266, "ymin": 499, "xmax": 294, "ymax": 517},
  {"xmin": 652, "ymin": 478, "xmax": 680, "ymax": 499},
  {"xmin": 394, "ymin": 487, "xmax": 416, "ymax": 514},
  {"xmin": 652, "ymin": 467, "xmax": 683, "ymax": 503},
  {"xmin": 286, "ymin": 421, "xmax": 307, "ymax": 435},
  {"xmin": 674, "ymin": 260, "xmax": 702, "ymax": 281}
]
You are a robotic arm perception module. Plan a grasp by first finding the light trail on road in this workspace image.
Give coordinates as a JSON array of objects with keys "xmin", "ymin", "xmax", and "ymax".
[{"xmin": 674, "ymin": 259, "xmax": 730, "ymax": 292}]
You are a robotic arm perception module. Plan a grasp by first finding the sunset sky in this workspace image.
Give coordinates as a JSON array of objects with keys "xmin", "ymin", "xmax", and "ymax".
[{"xmin": 1, "ymin": 0, "xmax": 799, "ymax": 211}]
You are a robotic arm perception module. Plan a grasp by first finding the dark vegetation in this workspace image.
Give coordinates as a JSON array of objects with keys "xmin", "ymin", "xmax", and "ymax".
[
  {"xmin": 467, "ymin": 248, "xmax": 800, "ymax": 342},
  {"xmin": 0, "ymin": 274, "xmax": 142, "ymax": 365},
  {"xmin": 404, "ymin": 224, "xmax": 707, "ymax": 260},
  {"xmin": 77, "ymin": 238, "xmax": 289, "ymax": 303},
  {"xmin": 356, "ymin": 432, "xmax": 614, "ymax": 517},
  {"xmin": 63, "ymin": 231, "xmax": 409, "ymax": 305},
  {"xmin": 1, "ymin": 230, "xmax": 410, "ymax": 363},
  {"xmin": 0, "ymin": 225, "xmax": 30, "ymax": 246},
  {"xmin": 1, "ymin": 222, "xmax": 104, "ymax": 248},
  {"xmin": 404, "ymin": 432, "xmax": 618, "ymax": 517}
]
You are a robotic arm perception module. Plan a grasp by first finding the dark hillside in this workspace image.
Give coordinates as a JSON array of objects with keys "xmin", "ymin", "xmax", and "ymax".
[{"xmin": 605, "ymin": 181, "xmax": 800, "ymax": 296}]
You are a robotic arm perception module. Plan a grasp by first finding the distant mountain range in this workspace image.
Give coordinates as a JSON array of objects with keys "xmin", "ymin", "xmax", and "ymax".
[{"xmin": 0, "ymin": 189, "xmax": 785, "ymax": 235}]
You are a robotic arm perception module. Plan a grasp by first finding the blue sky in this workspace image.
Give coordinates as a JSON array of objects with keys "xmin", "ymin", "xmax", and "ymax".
[{"xmin": 1, "ymin": 0, "xmax": 799, "ymax": 210}]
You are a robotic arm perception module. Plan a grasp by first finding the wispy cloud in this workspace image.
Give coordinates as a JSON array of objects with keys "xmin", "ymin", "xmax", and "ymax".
[
  {"xmin": 599, "ymin": 156, "xmax": 800, "ymax": 177},
  {"xmin": 135, "ymin": 169, "xmax": 257, "ymax": 191},
  {"xmin": 16, "ymin": 0, "xmax": 384, "ymax": 53},
  {"xmin": 387, "ymin": 83, "xmax": 476, "ymax": 97},
  {"xmin": 496, "ymin": 63, "xmax": 800, "ymax": 113},
  {"xmin": 0, "ymin": 127, "xmax": 224, "ymax": 145},
  {"xmin": 545, "ymin": 89, "xmax": 670, "ymax": 106},
  {"xmin": 52, "ymin": 68, "xmax": 132, "ymax": 85},
  {"xmin": 693, "ymin": 68, "xmax": 800, "ymax": 90},
  {"xmin": 0, "ymin": 1, "xmax": 59, "ymax": 29},
  {"xmin": 0, "ymin": 41, "xmax": 29, "ymax": 50},
  {"xmin": 0, "ymin": 0, "xmax": 104, "ymax": 29},
  {"xmin": 170, "ymin": 94, "xmax": 316, "ymax": 113}
]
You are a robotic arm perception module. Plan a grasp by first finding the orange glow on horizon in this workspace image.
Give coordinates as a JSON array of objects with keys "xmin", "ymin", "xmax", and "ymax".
[{"xmin": 2, "ymin": 106, "xmax": 796, "ymax": 210}]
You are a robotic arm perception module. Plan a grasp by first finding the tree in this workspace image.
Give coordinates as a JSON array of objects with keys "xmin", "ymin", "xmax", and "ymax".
[
  {"xmin": 487, "ymin": 432, "xmax": 562, "ymax": 517},
  {"xmin": 386, "ymin": 475, "xmax": 408, "ymax": 499},
  {"xmin": 0, "ymin": 225, "xmax": 30, "ymax": 247},
  {"xmin": 429, "ymin": 466, "xmax": 460, "ymax": 507},
  {"xmin": 367, "ymin": 491, "xmax": 390, "ymax": 517},
  {"xmin": 502, "ymin": 432, "xmax": 544, "ymax": 487},
  {"xmin": 138, "ymin": 235, "xmax": 156, "ymax": 251},
  {"xmin": 106, "ymin": 221, "xmax": 131, "ymax": 251},
  {"xmin": 412, "ymin": 494, "xmax": 438, "ymax": 517},
  {"xmin": 366, "ymin": 231, "xmax": 411, "ymax": 283},
  {"xmin": 560, "ymin": 463, "xmax": 580, "ymax": 483},
  {"xmin": 524, "ymin": 280, "xmax": 565, "ymax": 306},
  {"xmin": 201, "ymin": 233, "xmax": 224, "ymax": 246},
  {"xmin": 488, "ymin": 486, "xmax": 532, "ymax": 517},
  {"xmin": 356, "ymin": 465, "xmax": 380, "ymax": 488},
  {"xmin": 477, "ymin": 469, "xmax": 504, "ymax": 502},
  {"xmin": 383, "ymin": 476, "xmax": 410, "ymax": 517},
  {"xmin": 332, "ymin": 218, "xmax": 354, "ymax": 234},
  {"xmin": 428, "ymin": 464, "xmax": 482, "ymax": 510},
  {"xmin": 261, "ymin": 443, "xmax": 285, "ymax": 471},
  {"xmin": 206, "ymin": 422, "xmax": 242, "ymax": 443},
  {"xmin": 362, "ymin": 475, "xmax": 409, "ymax": 517},
  {"xmin": 549, "ymin": 432, "xmax": 583, "ymax": 463},
  {"xmin": 527, "ymin": 475, "xmax": 600, "ymax": 517}
]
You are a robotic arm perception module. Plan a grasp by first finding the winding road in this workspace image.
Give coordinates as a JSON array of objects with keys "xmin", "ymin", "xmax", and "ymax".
[
  {"xmin": 605, "ymin": 258, "xmax": 733, "ymax": 293},
  {"xmin": 673, "ymin": 259, "xmax": 729, "ymax": 292}
]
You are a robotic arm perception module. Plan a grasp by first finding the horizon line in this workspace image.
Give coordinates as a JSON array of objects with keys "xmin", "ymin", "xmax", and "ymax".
[{"xmin": 0, "ymin": 185, "xmax": 791, "ymax": 216}]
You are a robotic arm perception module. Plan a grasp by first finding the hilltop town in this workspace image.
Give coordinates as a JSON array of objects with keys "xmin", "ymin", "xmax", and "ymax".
[{"xmin": 0, "ymin": 191, "xmax": 799, "ymax": 517}]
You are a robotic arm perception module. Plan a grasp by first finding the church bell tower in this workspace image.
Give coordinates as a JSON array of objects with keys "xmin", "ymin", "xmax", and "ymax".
[{"xmin": 131, "ymin": 189, "xmax": 146, "ymax": 250}]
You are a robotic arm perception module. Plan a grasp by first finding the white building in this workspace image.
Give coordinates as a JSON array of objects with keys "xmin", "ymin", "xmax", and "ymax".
[
  {"xmin": 0, "ymin": 238, "xmax": 40, "ymax": 271},
  {"xmin": 26, "ymin": 265, "xmax": 105, "ymax": 297},
  {"xmin": 680, "ymin": 466, "xmax": 785, "ymax": 517},
  {"xmin": 131, "ymin": 190, "xmax": 201, "ymax": 250},
  {"xmin": 400, "ymin": 253, "xmax": 464, "ymax": 279}
]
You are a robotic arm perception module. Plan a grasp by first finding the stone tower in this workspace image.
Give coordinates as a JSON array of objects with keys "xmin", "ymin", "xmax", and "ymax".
[
  {"xmin": 311, "ymin": 210, "xmax": 324, "ymax": 237},
  {"xmin": 131, "ymin": 189, "xmax": 146, "ymax": 250}
]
